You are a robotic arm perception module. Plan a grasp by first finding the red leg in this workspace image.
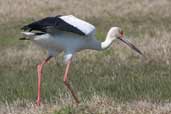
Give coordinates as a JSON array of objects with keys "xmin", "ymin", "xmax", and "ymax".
[
  {"xmin": 36, "ymin": 56, "xmax": 52, "ymax": 106},
  {"xmin": 63, "ymin": 59, "xmax": 80, "ymax": 104}
]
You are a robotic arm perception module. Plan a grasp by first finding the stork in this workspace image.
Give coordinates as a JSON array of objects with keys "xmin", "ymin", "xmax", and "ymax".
[{"xmin": 20, "ymin": 15, "xmax": 143, "ymax": 106}]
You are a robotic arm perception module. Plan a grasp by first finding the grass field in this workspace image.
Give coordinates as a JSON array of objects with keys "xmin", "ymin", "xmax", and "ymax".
[{"xmin": 0, "ymin": 0, "xmax": 171, "ymax": 114}]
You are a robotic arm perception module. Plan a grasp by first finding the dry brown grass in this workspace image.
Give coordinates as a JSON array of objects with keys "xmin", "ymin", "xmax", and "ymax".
[
  {"xmin": 0, "ymin": 0, "xmax": 171, "ymax": 23},
  {"xmin": 140, "ymin": 31, "xmax": 171, "ymax": 65},
  {"xmin": 0, "ymin": 0, "xmax": 171, "ymax": 114},
  {"xmin": 1, "ymin": 95, "xmax": 171, "ymax": 114}
]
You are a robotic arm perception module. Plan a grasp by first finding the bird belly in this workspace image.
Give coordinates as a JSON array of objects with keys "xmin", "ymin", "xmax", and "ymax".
[
  {"xmin": 49, "ymin": 34, "xmax": 90, "ymax": 52},
  {"xmin": 32, "ymin": 33, "xmax": 96, "ymax": 53}
]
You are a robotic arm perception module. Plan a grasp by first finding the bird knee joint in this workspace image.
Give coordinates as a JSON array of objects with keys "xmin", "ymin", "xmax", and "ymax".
[{"xmin": 64, "ymin": 79, "xmax": 68, "ymax": 84}]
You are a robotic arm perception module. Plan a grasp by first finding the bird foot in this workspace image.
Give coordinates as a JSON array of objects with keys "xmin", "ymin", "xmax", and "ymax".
[{"xmin": 36, "ymin": 98, "xmax": 41, "ymax": 106}]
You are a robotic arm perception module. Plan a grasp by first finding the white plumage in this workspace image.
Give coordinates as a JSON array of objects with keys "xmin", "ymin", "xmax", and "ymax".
[
  {"xmin": 21, "ymin": 15, "xmax": 143, "ymax": 106},
  {"xmin": 22, "ymin": 30, "xmax": 99, "ymax": 63},
  {"xmin": 59, "ymin": 15, "xmax": 96, "ymax": 36}
]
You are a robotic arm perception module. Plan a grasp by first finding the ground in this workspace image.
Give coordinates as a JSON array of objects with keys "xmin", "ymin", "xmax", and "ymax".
[{"xmin": 0, "ymin": 0, "xmax": 171, "ymax": 114}]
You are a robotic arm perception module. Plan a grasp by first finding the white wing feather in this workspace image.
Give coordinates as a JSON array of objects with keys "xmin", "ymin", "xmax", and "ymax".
[{"xmin": 60, "ymin": 15, "xmax": 96, "ymax": 36}]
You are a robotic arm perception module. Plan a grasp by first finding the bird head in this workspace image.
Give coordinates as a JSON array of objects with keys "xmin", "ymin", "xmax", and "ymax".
[
  {"xmin": 108, "ymin": 27, "xmax": 143, "ymax": 55},
  {"xmin": 107, "ymin": 27, "xmax": 123, "ymax": 40}
]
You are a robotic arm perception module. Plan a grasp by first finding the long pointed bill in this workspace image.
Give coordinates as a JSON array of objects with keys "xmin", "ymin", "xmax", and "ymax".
[{"xmin": 118, "ymin": 37, "xmax": 143, "ymax": 56}]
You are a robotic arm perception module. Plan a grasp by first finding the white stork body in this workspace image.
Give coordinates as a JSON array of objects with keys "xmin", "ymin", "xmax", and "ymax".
[
  {"xmin": 23, "ymin": 31, "xmax": 102, "ymax": 62},
  {"xmin": 21, "ymin": 15, "xmax": 143, "ymax": 106},
  {"xmin": 22, "ymin": 15, "xmax": 101, "ymax": 63}
]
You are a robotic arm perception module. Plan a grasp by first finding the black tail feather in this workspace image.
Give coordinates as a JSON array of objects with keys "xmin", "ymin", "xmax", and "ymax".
[{"xmin": 21, "ymin": 26, "xmax": 31, "ymax": 31}]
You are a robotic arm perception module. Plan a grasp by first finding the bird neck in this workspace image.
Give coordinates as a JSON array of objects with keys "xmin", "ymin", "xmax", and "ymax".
[
  {"xmin": 90, "ymin": 36, "xmax": 113, "ymax": 51},
  {"xmin": 88, "ymin": 29, "xmax": 115, "ymax": 51},
  {"xmin": 100, "ymin": 36, "xmax": 113, "ymax": 50}
]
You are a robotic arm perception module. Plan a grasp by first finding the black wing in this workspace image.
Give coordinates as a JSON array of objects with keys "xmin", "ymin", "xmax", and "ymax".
[{"xmin": 21, "ymin": 15, "xmax": 86, "ymax": 35}]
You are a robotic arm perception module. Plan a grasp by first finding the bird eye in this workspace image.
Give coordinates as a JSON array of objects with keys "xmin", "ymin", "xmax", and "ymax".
[{"xmin": 120, "ymin": 31, "xmax": 124, "ymax": 36}]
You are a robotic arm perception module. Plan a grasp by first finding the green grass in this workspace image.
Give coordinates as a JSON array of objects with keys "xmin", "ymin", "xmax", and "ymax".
[
  {"xmin": 1, "ymin": 2, "xmax": 171, "ymax": 114},
  {"xmin": 0, "ymin": 18, "xmax": 35, "ymax": 46},
  {"xmin": 0, "ymin": 1, "xmax": 171, "ymax": 114},
  {"xmin": 0, "ymin": 56, "xmax": 170, "ymax": 103},
  {"xmin": 0, "ymin": 14, "xmax": 171, "ymax": 105}
]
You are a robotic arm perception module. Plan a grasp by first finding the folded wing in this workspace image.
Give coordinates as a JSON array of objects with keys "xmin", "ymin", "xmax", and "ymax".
[{"xmin": 21, "ymin": 15, "xmax": 96, "ymax": 36}]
